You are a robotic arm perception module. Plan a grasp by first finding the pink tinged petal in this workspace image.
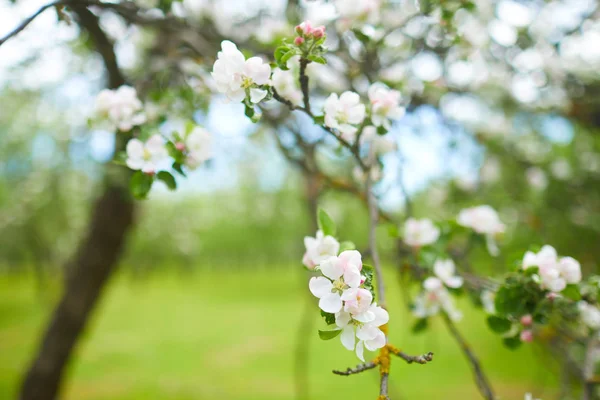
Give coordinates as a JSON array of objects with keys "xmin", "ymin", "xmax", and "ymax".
[
  {"xmin": 126, "ymin": 158, "xmax": 144, "ymax": 171},
  {"xmin": 546, "ymin": 278, "xmax": 567, "ymax": 293},
  {"xmin": 309, "ymin": 276, "xmax": 332, "ymax": 298},
  {"xmin": 423, "ymin": 277, "xmax": 443, "ymax": 292},
  {"xmin": 339, "ymin": 250, "xmax": 362, "ymax": 270},
  {"xmin": 343, "ymin": 267, "xmax": 362, "ymax": 288},
  {"xmin": 250, "ymin": 88, "xmax": 267, "ymax": 103},
  {"xmin": 340, "ymin": 325, "xmax": 356, "ymax": 350},
  {"xmin": 355, "ymin": 340, "xmax": 365, "ymax": 361},
  {"xmin": 365, "ymin": 330, "xmax": 386, "ymax": 351},
  {"xmin": 141, "ymin": 162, "xmax": 156, "ymax": 174},
  {"xmin": 319, "ymin": 292, "xmax": 343, "ymax": 313},
  {"xmin": 302, "ymin": 252, "xmax": 315, "ymax": 269},
  {"xmin": 445, "ymin": 276, "xmax": 464, "ymax": 289},
  {"xmin": 320, "ymin": 257, "xmax": 344, "ymax": 280},
  {"xmin": 560, "ymin": 257, "xmax": 581, "ymax": 283}
]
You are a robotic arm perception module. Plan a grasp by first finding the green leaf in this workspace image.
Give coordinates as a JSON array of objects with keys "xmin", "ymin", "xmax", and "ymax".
[
  {"xmin": 377, "ymin": 125, "xmax": 388, "ymax": 135},
  {"xmin": 339, "ymin": 241, "xmax": 356, "ymax": 252},
  {"xmin": 320, "ymin": 310, "xmax": 336, "ymax": 326},
  {"xmin": 157, "ymin": 171, "xmax": 177, "ymax": 190},
  {"xmin": 388, "ymin": 224, "xmax": 399, "ymax": 238},
  {"xmin": 313, "ymin": 115, "xmax": 325, "ymax": 125},
  {"xmin": 280, "ymin": 49, "xmax": 297, "ymax": 67},
  {"xmin": 172, "ymin": 162, "xmax": 187, "ymax": 177},
  {"xmin": 274, "ymin": 46, "xmax": 289, "ymax": 63},
  {"xmin": 307, "ymin": 54, "xmax": 326, "ymax": 64},
  {"xmin": 317, "ymin": 208, "xmax": 336, "ymax": 237},
  {"xmin": 412, "ymin": 318, "xmax": 428, "ymax": 333},
  {"xmin": 130, "ymin": 171, "xmax": 153, "ymax": 200},
  {"xmin": 244, "ymin": 104, "xmax": 255, "ymax": 119},
  {"xmin": 486, "ymin": 316, "xmax": 512, "ymax": 334},
  {"xmin": 562, "ymin": 284, "xmax": 581, "ymax": 301},
  {"xmin": 318, "ymin": 329, "xmax": 342, "ymax": 340},
  {"xmin": 503, "ymin": 336, "xmax": 522, "ymax": 350}
]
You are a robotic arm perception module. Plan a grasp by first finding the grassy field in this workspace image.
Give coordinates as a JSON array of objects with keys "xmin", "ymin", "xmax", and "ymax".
[{"xmin": 0, "ymin": 267, "xmax": 560, "ymax": 399}]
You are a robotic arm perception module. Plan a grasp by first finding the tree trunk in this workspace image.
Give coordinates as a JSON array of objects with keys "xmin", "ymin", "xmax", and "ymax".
[{"xmin": 19, "ymin": 5, "xmax": 136, "ymax": 400}]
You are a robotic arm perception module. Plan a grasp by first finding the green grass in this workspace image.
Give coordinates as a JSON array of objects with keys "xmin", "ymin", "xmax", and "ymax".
[{"xmin": 0, "ymin": 267, "xmax": 560, "ymax": 399}]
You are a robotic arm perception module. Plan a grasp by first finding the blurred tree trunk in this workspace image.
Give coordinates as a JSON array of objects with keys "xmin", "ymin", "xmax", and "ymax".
[{"xmin": 19, "ymin": 6, "xmax": 136, "ymax": 400}]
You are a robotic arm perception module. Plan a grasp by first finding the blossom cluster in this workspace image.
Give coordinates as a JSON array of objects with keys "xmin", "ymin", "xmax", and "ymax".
[
  {"xmin": 95, "ymin": 85, "xmax": 146, "ymax": 132},
  {"xmin": 303, "ymin": 219, "xmax": 388, "ymax": 361},
  {"xmin": 521, "ymin": 245, "xmax": 581, "ymax": 293},
  {"xmin": 413, "ymin": 259, "xmax": 463, "ymax": 322}
]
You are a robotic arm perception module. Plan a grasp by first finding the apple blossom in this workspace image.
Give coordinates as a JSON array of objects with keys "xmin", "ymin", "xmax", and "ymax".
[
  {"xmin": 520, "ymin": 330, "xmax": 534, "ymax": 343},
  {"xmin": 95, "ymin": 85, "xmax": 146, "ymax": 132},
  {"xmin": 211, "ymin": 40, "xmax": 271, "ymax": 103},
  {"xmin": 367, "ymin": 82, "xmax": 405, "ymax": 130},
  {"xmin": 457, "ymin": 205, "xmax": 505, "ymax": 235},
  {"xmin": 578, "ymin": 301, "xmax": 600, "ymax": 330},
  {"xmin": 524, "ymin": 394, "xmax": 541, "ymax": 400},
  {"xmin": 309, "ymin": 252, "xmax": 363, "ymax": 313},
  {"xmin": 336, "ymin": 303, "xmax": 389, "ymax": 361},
  {"xmin": 403, "ymin": 218, "xmax": 440, "ymax": 247},
  {"xmin": 125, "ymin": 135, "xmax": 168, "ymax": 174},
  {"xmin": 359, "ymin": 126, "xmax": 397, "ymax": 157},
  {"xmin": 272, "ymin": 68, "xmax": 303, "ymax": 107},
  {"xmin": 302, "ymin": 230, "xmax": 340, "ymax": 269},
  {"xmin": 413, "ymin": 277, "xmax": 462, "ymax": 322},
  {"xmin": 324, "ymin": 91, "xmax": 366, "ymax": 142},
  {"xmin": 433, "ymin": 259, "xmax": 463, "ymax": 288},
  {"xmin": 481, "ymin": 290, "xmax": 496, "ymax": 314},
  {"xmin": 522, "ymin": 245, "xmax": 582, "ymax": 292},
  {"xmin": 520, "ymin": 314, "xmax": 533, "ymax": 326},
  {"xmin": 526, "ymin": 167, "xmax": 548, "ymax": 190},
  {"xmin": 184, "ymin": 127, "xmax": 212, "ymax": 170}
]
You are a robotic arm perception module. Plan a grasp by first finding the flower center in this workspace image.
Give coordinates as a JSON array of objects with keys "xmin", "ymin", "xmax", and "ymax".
[{"xmin": 241, "ymin": 76, "xmax": 254, "ymax": 89}]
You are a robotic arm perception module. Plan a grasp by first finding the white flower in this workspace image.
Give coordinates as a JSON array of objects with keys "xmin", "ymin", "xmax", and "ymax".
[
  {"xmin": 336, "ymin": 303, "xmax": 388, "ymax": 361},
  {"xmin": 526, "ymin": 167, "xmax": 548, "ymax": 190},
  {"xmin": 433, "ymin": 259, "xmax": 463, "ymax": 288},
  {"xmin": 368, "ymin": 82, "xmax": 405, "ymax": 130},
  {"xmin": 359, "ymin": 126, "xmax": 397, "ymax": 156},
  {"xmin": 95, "ymin": 85, "xmax": 146, "ymax": 132},
  {"xmin": 324, "ymin": 91, "xmax": 366, "ymax": 142},
  {"xmin": 309, "ymin": 251, "xmax": 363, "ymax": 313},
  {"xmin": 457, "ymin": 205, "xmax": 505, "ymax": 235},
  {"xmin": 481, "ymin": 290, "xmax": 496, "ymax": 314},
  {"xmin": 184, "ymin": 127, "xmax": 212, "ymax": 170},
  {"xmin": 125, "ymin": 135, "xmax": 168, "ymax": 173},
  {"xmin": 403, "ymin": 218, "xmax": 440, "ymax": 247},
  {"xmin": 413, "ymin": 277, "xmax": 462, "ymax": 321},
  {"xmin": 272, "ymin": 68, "xmax": 302, "ymax": 106},
  {"xmin": 522, "ymin": 245, "xmax": 582, "ymax": 292},
  {"xmin": 211, "ymin": 40, "xmax": 271, "ymax": 103},
  {"xmin": 550, "ymin": 158, "xmax": 571, "ymax": 180},
  {"xmin": 302, "ymin": 230, "xmax": 340, "ymax": 269},
  {"xmin": 578, "ymin": 301, "xmax": 600, "ymax": 330}
]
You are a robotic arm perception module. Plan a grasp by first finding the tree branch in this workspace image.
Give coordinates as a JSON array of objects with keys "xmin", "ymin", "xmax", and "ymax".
[
  {"xmin": 333, "ymin": 361, "xmax": 378, "ymax": 376},
  {"xmin": 0, "ymin": 0, "xmax": 64, "ymax": 46},
  {"xmin": 442, "ymin": 312, "xmax": 495, "ymax": 400},
  {"xmin": 389, "ymin": 347, "xmax": 434, "ymax": 365}
]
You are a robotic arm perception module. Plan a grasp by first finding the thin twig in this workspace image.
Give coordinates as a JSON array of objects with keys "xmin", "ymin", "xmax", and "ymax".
[
  {"xmin": 0, "ymin": 0, "xmax": 64, "ymax": 46},
  {"xmin": 391, "ymin": 349, "xmax": 434, "ymax": 365},
  {"xmin": 333, "ymin": 361, "xmax": 378, "ymax": 376},
  {"xmin": 442, "ymin": 312, "xmax": 495, "ymax": 400}
]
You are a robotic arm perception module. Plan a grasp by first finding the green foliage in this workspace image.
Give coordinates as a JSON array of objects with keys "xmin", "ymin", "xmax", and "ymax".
[
  {"xmin": 486, "ymin": 316, "xmax": 512, "ymax": 333},
  {"xmin": 318, "ymin": 329, "xmax": 342, "ymax": 340},
  {"xmin": 412, "ymin": 318, "xmax": 428, "ymax": 333},
  {"xmin": 317, "ymin": 208, "xmax": 336, "ymax": 237},
  {"xmin": 502, "ymin": 336, "xmax": 522, "ymax": 350},
  {"xmin": 306, "ymin": 54, "xmax": 326, "ymax": 64},
  {"xmin": 157, "ymin": 171, "xmax": 177, "ymax": 191},
  {"xmin": 130, "ymin": 171, "xmax": 154, "ymax": 200},
  {"xmin": 362, "ymin": 264, "xmax": 375, "ymax": 299},
  {"xmin": 321, "ymin": 310, "xmax": 336, "ymax": 326}
]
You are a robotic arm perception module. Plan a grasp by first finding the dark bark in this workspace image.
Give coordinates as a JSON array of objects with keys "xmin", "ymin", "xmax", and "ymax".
[{"xmin": 19, "ymin": 5, "xmax": 136, "ymax": 400}]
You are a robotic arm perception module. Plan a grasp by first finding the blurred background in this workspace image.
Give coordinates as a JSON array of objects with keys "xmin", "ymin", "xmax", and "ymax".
[{"xmin": 1, "ymin": 0, "xmax": 600, "ymax": 398}]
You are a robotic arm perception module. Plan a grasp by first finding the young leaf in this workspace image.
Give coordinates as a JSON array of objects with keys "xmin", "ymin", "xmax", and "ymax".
[
  {"xmin": 244, "ymin": 104, "xmax": 255, "ymax": 119},
  {"xmin": 412, "ymin": 318, "xmax": 428, "ymax": 333},
  {"xmin": 130, "ymin": 171, "xmax": 153, "ymax": 200},
  {"xmin": 339, "ymin": 241, "xmax": 356, "ymax": 252},
  {"xmin": 318, "ymin": 329, "xmax": 342, "ymax": 340},
  {"xmin": 157, "ymin": 171, "xmax": 177, "ymax": 190},
  {"xmin": 172, "ymin": 162, "xmax": 187, "ymax": 177},
  {"xmin": 320, "ymin": 310, "xmax": 336, "ymax": 326},
  {"xmin": 503, "ymin": 336, "xmax": 522, "ymax": 350},
  {"xmin": 307, "ymin": 54, "xmax": 326, "ymax": 64},
  {"xmin": 562, "ymin": 284, "xmax": 581, "ymax": 301},
  {"xmin": 280, "ymin": 49, "xmax": 297, "ymax": 68},
  {"xmin": 313, "ymin": 115, "xmax": 325, "ymax": 125},
  {"xmin": 317, "ymin": 208, "xmax": 336, "ymax": 237},
  {"xmin": 274, "ymin": 46, "xmax": 289, "ymax": 64},
  {"xmin": 486, "ymin": 315, "xmax": 512, "ymax": 333}
]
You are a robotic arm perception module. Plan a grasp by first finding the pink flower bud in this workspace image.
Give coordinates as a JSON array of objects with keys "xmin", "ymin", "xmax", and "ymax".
[
  {"xmin": 312, "ymin": 26, "xmax": 326, "ymax": 38},
  {"xmin": 546, "ymin": 292, "xmax": 558, "ymax": 301},
  {"xmin": 294, "ymin": 36, "xmax": 305, "ymax": 46},
  {"xmin": 520, "ymin": 329, "xmax": 533, "ymax": 343},
  {"xmin": 520, "ymin": 314, "xmax": 533, "ymax": 326},
  {"xmin": 144, "ymin": 170, "xmax": 155, "ymax": 177},
  {"xmin": 175, "ymin": 142, "xmax": 186, "ymax": 151},
  {"xmin": 295, "ymin": 25, "xmax": 304, "ymax": 35}
]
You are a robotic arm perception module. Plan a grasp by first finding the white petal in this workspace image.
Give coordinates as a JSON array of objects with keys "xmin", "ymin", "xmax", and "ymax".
[
  {"xmin": 356, "ymin": 324, "xmax": 379, "ymax": 341},
  {"xmin": 319, "ymin": 292, "xmax": 343, "ymax": 313},
  {"xmin": 250, "ymin": 88, "xmax": 268, "ymax": 103},
  {"xmin": 353, "ymin": 310, "xmax": 376, "ymax": 323},
  {"xmin": 320, "ymin": 257, "xmax": 344, "ymax": 280},
  {"xmin": 309, "ymin": 276, "xmax": 332, "ymax": 298},
  {"xmin": 335, "ymin": 311, "xmax": 351, "ymax": 328},
  {"xmin": 365, "ymin": 331, "xmax": 386, "ymax": 351},
  {"xmin": 355, "ymin": 340, "xmax": 365, "ymax": 361},
  {"xmin": 126, "ymin": 139, "xmax": 144, "ymax": 159},
  {"xmin": 340, "ymin": 325, "xmax": 355, "ymax": 350},
  {"xmin": 445, "ymin": 276, "xmax": 464, "ymax": 289}
]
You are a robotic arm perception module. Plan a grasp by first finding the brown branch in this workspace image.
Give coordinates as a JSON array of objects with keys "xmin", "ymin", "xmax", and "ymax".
[
  {"xmin": 333, "ymin": 361, "xmax": 378, "ymax": 376},
  {"xmin": 442, "ymin": 312, "xmax": 495, "ymax": 400},
  {"xmin": 390, "ymin": 348, "xmax": 434, "ymax": 365}
]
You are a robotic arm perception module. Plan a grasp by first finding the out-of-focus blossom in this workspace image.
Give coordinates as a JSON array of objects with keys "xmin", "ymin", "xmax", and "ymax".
[
  {"xmin": 433, "ymin": 259, "xmax": 463, "ymax": 288},
  {"xmin": 303, "ymin": 230, "xmax": 340, "ymax": 269},
  {"xmin": 184, "ymin": 127, "xmax": 212, "ymax": 170},
  {"xmin": 481, "ymin": 290, "xmax": 496, "ymax": 314},
  {"xmin": 324, "ymin": 91, "xmax": 366, "ymax": 142},
  {"xmin": 359, "ymin": 126, "xmax": 397, "ymax": 157},
  {"xmin": 578, "ymin": 301, "xmax": 600, "ymax": 330},
  {"xmin": 95, "ymin": 85, "xmax": 146, "ymax": 132},
  {"xmin": 457, "ymin": 206, "xmax": 505, "ymax": 235},
  {"xmin": 367, "ymin": 82, "xmax": 405, "ymax": 130},
  {"xmin": 550, "ymin": 158, "xmax": 572, "ymax": 180},
  {"xmin": 522, "ymin": 245, "xmax": 582, "ymax": 292},
  {"xmin": 413, "ymin": 277, "xmax": 462, "ymax": 321},
  {"xmin": 403, "ymin": 218, "xmax": 440, "ymax": 247},
  {"xmin": 526, "ymin": 167, "xmax": 548, "ymax": 190},
  {"xmin": 125, "ymin": 135, "xmax": 168, "ymax": 174}
]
